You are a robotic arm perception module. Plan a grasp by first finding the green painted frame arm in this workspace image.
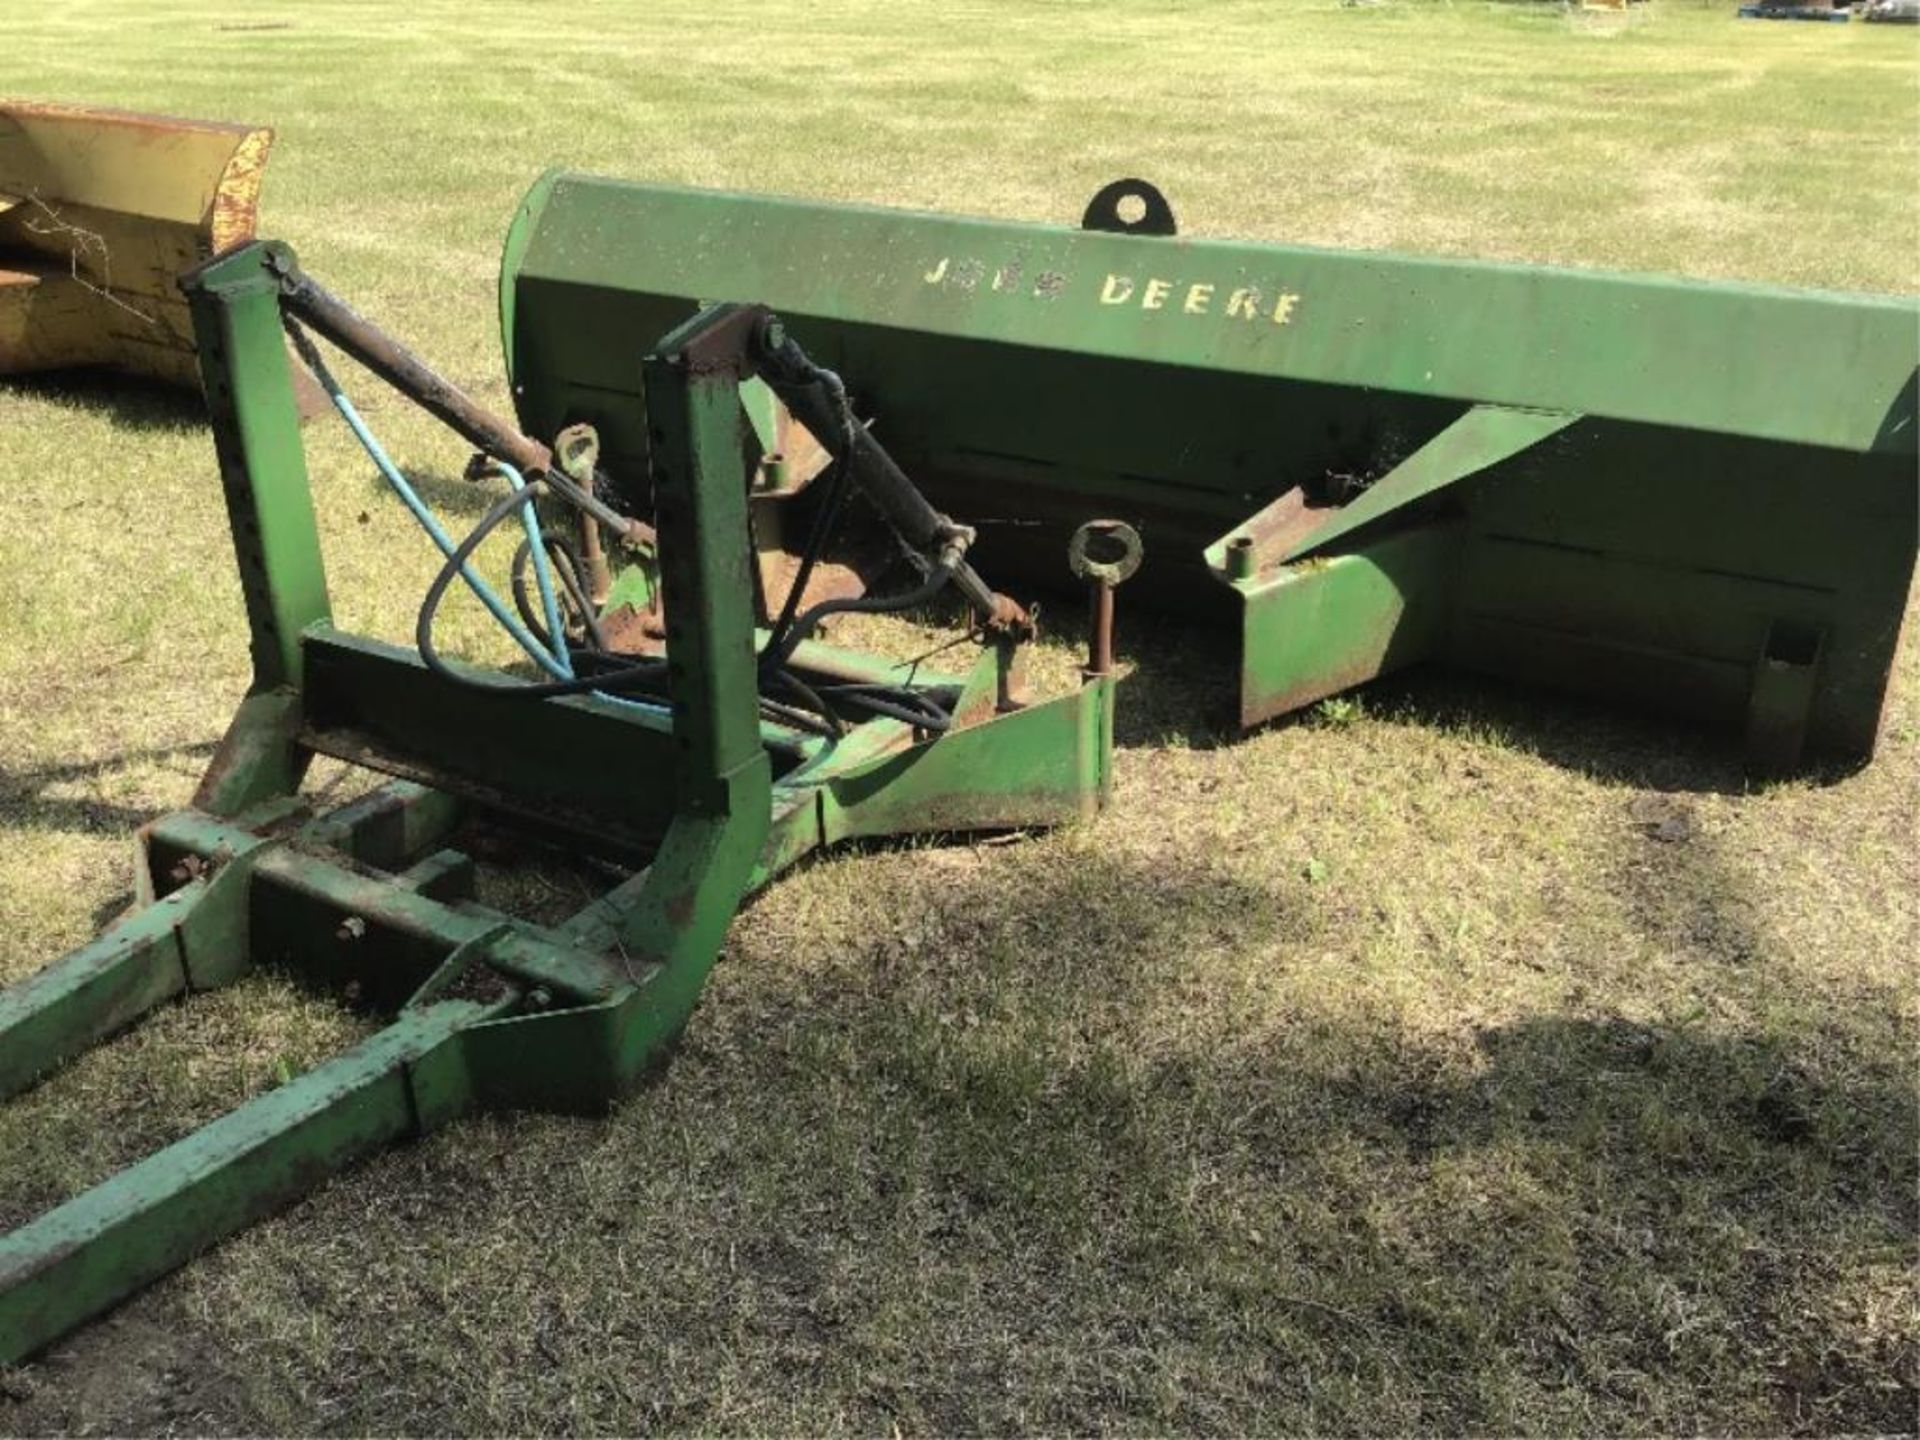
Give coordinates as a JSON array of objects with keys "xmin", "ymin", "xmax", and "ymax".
[
  {"xmin": 548, "ymin": 304, "xmax": 774, "ymax": 1080},
  {"xmin": 0, "ymin": 262, "xmax": 1119, "ymax": 1364},
  {"xmin": 1204, "ymin": 403, "xmax": 1583, "ymax": 581},
  {"xmin": 180, "ymin": 242, "xmax": 332, "ymax": 815}
]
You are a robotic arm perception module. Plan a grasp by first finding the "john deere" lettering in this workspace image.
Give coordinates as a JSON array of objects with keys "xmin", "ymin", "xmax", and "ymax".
[
  {"xmin": 919, "ymin": 255, "xmax": 1302, "ymax": 326},
  {"xmin": 1099, "ymin": 273, "xmax": 1300, "ymax": 325}
]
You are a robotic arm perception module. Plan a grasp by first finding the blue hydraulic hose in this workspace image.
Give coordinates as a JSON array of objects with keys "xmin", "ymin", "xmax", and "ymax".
[
  {"xmin": 498, "ymin": 461, "xmax": 572, "ymax": 678},
  {"xmin": 320, "ymin": 382, "xmax": 572, "ymax": 681},
  {"xmin": 292, "ymin": 319, "xmax": 677, "ymax": 720}
]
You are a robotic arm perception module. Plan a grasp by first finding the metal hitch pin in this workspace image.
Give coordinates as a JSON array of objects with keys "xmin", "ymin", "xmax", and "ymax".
[{"xmin": 1067, "ymin": 519, "xmax": 1144, "ymax": 679}]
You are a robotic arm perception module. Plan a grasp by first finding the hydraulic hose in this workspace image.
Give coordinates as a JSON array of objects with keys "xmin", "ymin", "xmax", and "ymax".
[
  {"xmin": 758, "ymin": 554, "xmax": 963, "ymax": 674},
  {"xmin": 292, "ymin": 293, "xmax": 961, "ymax": 735},
  {"xmin": 277, "ymin": 260, "xmax": 650, "ymax": 548},
  {"xmin": 752, "ymin": 321, "xmax": 1028, "ymax": 636},
  {"xmin": 416, "ymin": 484, "xmax": 673, "ymax": 699}
]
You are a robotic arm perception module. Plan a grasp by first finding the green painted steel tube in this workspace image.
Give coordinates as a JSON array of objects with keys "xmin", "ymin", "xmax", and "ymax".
[
  {"xmin": 0, "ymin": 890, "xmax": 196, "ymax": 1103},
  {"xmin": 0, "ymin": 998, "xmax": 499, "ymax": 1366},
  {"xmin": 0, "ymin": 837, "xmax": 278, "ymax": 1101},
  {"xmin": 182, "ymin": 244, "xmax": 332, "ymax": 814},
  {"xmin": 183, "ymin": 244, "xmax": 332, "ymax": 692},
  {"xmin": 0, "ymin": 239, "xmax": 1126, "ymax": 1369}
]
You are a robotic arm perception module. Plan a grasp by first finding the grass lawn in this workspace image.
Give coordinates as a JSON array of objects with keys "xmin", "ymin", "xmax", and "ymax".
[{"xmin": 1, "ymin": 0, "xmax": 1916, "ymax": 1432}]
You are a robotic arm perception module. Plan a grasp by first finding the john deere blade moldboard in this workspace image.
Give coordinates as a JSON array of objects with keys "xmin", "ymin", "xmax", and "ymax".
[{"xmin": 499, "ymin": 174, "xmax": 1918, "ymax": 768}]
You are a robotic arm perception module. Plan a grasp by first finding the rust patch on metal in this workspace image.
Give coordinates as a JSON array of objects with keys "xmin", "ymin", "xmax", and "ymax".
[
  {"xmin": 753, "ymin": 547, "xmax": 869, "ymax": 620},
  {"xmin": 0, "ymin": 100, "xmax": 263, "ymax": 138},
  {"xmin": 1221, "ymin": 488, "xmax": 1334, "ymax": 579},
  {"xmin": 979, "ymin": 590, "xmax": 1034, "ymax": 638},
  {"xmin": 207, "ymin": 123, "xmax": 273, "ymax": 252},
  {"xmin": 439, "ymin": 961, "xmax": 513, "ymax": 1005},
  {"xmin": 599, "ymin": 602, "xmax": 667, "ymax": 657}
]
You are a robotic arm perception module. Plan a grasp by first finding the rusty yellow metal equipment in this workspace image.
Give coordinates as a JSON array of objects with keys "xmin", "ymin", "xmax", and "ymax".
[{"xmin": 0, "ymin": 101, "xmax": 273, "ymax": 387}]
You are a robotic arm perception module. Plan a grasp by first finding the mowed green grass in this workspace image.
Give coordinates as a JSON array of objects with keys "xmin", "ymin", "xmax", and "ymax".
[{"xmin": 1, "ymin": 0, "xmax": 1916, "ymax": 1433}]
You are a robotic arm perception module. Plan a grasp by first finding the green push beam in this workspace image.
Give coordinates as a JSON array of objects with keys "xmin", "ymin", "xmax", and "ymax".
[
  {"xmin": 0, "ymin": 993, "xmax": 507, "ymax": 1364},
  {"xmin": 0, "ymin": 248, "xmax": 1118, "ymax": 1365}
]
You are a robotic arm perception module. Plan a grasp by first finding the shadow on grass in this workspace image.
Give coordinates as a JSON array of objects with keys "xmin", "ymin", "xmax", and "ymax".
[
  {"xmin": 1074, "ymin": 596, "xmax": 1836, "ymax": 795},
  {"xmin": 1055, "ymin": 607, "xmax": 1252, "ymax": 751},
  {"xmin": 0, "ymin": 724, "xmax": 1908, "ymax": 1433},
  {"xmin": 0, "ymin": 742, "xmax": 218, "ymax": 837},
  {"xmin": 1054, "ymin": 604, "xmax": 1799, "ymax": 792},
  {"xmin": 368, "ymin": 465, "xmax": 504, "ymax": 520},
  {"xmin": 0, "ymin": 743, "xmax": 220, "ymax": 930},
  {"xmin": 0, "ymin": 371, "xmax": 207, "ymax": 433},
  {"xmin": 1357, "ymin": 665, "xmax": 1870, "ymax": 797},
  {"xmin": 0, "ymin": 836, "xmax": 1908, "ymax": 1433},
  {"xmin": 725, "ymin": 846, "xmax": 1915, "ymax": 1434}
]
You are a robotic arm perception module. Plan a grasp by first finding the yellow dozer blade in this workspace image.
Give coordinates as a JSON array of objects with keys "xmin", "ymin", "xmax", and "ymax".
[{"xmin": 0, "ymin": 101, "xmax": 273, "ymax": 388}]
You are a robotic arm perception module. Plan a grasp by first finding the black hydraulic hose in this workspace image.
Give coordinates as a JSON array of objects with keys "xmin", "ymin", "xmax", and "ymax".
[
  {"xmin": 759, "ymin": 557, "xmax": 961, "ymax": 674},
  {"xmin": 547, "ymin": 538, "xmax": 611, "ymax": 652},
  {"xmin": 455, "ymin": 497, "xmax": 841, "ymax": 736},
  {"xmin": 425, "ymin": 466, "xmax": 947, "ymax": 730},
  {"xmin": 556, "ymin": 551, "xmax": 611, "ymax": 653},
  {"xmin": 748, "ymin": 418, "xmax": 958, "ymax": 731},
  {"xmin": 511, "ymin": 534, "xmax": 611, "ymax": 654},
  {"xmin": 417, "ymin": 485, "xmax": 670, "ymax": 698},
  {"xmin": 821, "ymin": 683, "xmax": 953, "ymax": 732},
  {"xmin": 482, "ymin": 452, "xmax": 637, "ymax": 547},
  {"xmin": 509, "ymin": 539, "xmax": 555, "ymax": 649},
  {"xmin": 298, "ymin": 293, "xmax": 962, "ymax": 734},
  {"xmin": 758, "ymin": 453, "xmax": 855, "ymax": 671},
  {"xmin": 559, "ymin": 648, "xmax": 842, "ymax": 739},
  {"xmin": 753, "ymin": 328, "xmax": 1012, "ymax": 628},
  {"xmin": 755, "ymin": 338, "xmax": 952, "ymax": 557},
  {"xmin": 755, "ymin": 693, "xmax": 843, "ymax": 738},
  {"xmin": 771, "ymin": 668, "xmax": 846, "ymax": 739}
]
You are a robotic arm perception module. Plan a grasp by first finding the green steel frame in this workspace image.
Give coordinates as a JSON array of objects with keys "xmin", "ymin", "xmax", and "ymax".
[
  {"xmin": 0, "ymin": 244, "xmax": 1116, "ymax": 1364},
  {"xmin": 500, "ymin": 175, "xmax": 1919, "ymax": 767}
]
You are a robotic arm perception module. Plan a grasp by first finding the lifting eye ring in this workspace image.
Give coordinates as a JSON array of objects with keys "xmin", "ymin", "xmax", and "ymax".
[
  {"xmin": 1080, "ymin": 178, "xmax": 1178, "ymax": 237},
  {"xmin": 1069, "ymin": 519, "xmax": 1144, "ymax": 587}
]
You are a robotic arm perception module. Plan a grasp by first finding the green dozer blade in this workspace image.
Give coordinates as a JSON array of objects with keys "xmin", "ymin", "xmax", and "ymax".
[{"xmin": 499, "ymin": 173, "xmax": 1919, "ymax": 769}]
